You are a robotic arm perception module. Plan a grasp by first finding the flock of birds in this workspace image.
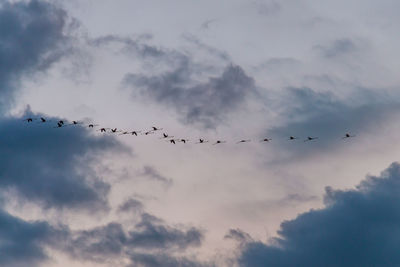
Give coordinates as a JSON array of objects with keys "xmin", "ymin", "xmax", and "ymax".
[{"xmin": 22, "ymin": 117, "xmax": 356, "ymax": 145}]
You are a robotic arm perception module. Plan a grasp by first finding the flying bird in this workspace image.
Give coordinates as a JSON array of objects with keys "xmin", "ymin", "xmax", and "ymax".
[
  {"xmin": 88, "ymin": 124, "xmax": 99, "ymax": 128},
  {"xmin": 131, "ymin": 131, "xmax": 141, "ymax": 136},
  {"xmin": 196, "ymin": 139, "xmax": 209, "ymax": 144},
  {"xmin": 179, "ymin": 139, "xmax": 189, "ymax": 144},
  {"xmin": 97, "ymin": 128, "xmax": 107, "ymax": 133},
  {"xmin": 54, "ymin": 122, "xmax": 64, "ymax": 128},
  {"xmin": 213, "ymin": 140, "xmax": 226, "ymax": 145},
  {"xmin": 342, "ymin": 133, "xmax": 356, "ymax": 139},
  {"xmin": 261, "ymin": 138, "xmax": 272, "ymax": 142},
  {"xmin": 169, "ymin": 139, "xmax": 176, "ymax": 144},
  {"xmin": 304, "ymin": 136, "xmax": 318, "ymax": 142},
  {"xmin": 23, "ymin": 118, "xmax": 35, "ymax": 123},
  {"xmin": 289, "ymin": 136, "xmax": 298, "ymax": 140},
  {"xmin": 237, "ymin": 140, "xmax": 251, "ymax": 144},
  {"xmin": 152, "ymin": 126, "xmax": 163, "ymax": 131},
  {"xmin": 161, "ymin": 133, "xmax": 174, "ymax": 139}
]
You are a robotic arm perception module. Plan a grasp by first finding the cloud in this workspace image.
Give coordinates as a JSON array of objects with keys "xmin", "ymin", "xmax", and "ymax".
[
  {"xmin": 0, "ymin": 0, "xmax": 70, "ymax": 113},
  {"xmin": 139, "ymin": 165, "xmax": 173, "ymax": 187},
  {"xmin": 64, "ymin": 212, "xmax": 204, "ymax": 265},
  {"xmin": 267, "ymin": 87, "xmax": 400, "ymax": 156},
  {"xmin": 0, "ymin": 110, "xmax": 128, "ymax": 211},
  {"xmin": 0, "ymin": 208, "xmax": 68, "ymax": 267},
  {"xmin": 118, "ymin": 198, "xmax": 144, "ymax": 214},
  {"xmin": 239, "ymin": 162, "xmax": 400, "ymax": 267},
  {"xmin": 124, "ymin": 64, "xmax": 256, "ymax": 129},
  {"xmin": 128, "ymin": 253, "xmax": 211, "ymax": 267},
  {"xmin": 314, "ymin": 38, "xmax": 357, "ymax": 58}
]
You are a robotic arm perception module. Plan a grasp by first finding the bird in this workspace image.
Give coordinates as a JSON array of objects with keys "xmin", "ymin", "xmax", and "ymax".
[
  {"xmin": 304, "ymin": 136, "xmax": 318, "ymax": 142},
  {"xmin": 161, "ymin": 133, "xmax": 174, "ymax": 139},
  {"xmin": 213, "ymin": 140, "xmax": 226, "ymax": 145},
  {"xmin": 88, "ymin": 124, "xmax": 99, "ymax": 128},
  {"xmin": 152, "ymin": 126, "xmax": 163, "ymax": 131},
  {"xmin": 131, "ymin": 131, "xmax": 141, "ymax": 136},
  {"xmin": 118, "ymin": 131, "xmax": 130, "ymax": 136},
  {"xmin": 23, "ymin": 118, "xmax": 35, "ymax": 122},
  {"xmin": 261, "ymin": 138, "xmax": 272, "ymax": 142},
  {"xmin": 289, "ymin": 136, "xmax": 298, "ymax": 140},
  {"xmin": 179, "ymin": 139, "xmax": 189, "ymax": 144},
  {"xmin": 237, "ymin": 140, "xmax": 251, "ymax": 144},
  {"xmin": 342, "ymin": 133, "xmax": 356, "ymax": 139},
  {"xmin": 169, "ymin": 139, "xmax": 176, "ymax": 144},
  {"xmin": 110, "ymin": 128, "xmax": 120, "ymax": 133},
  {"xmin": 144, "ymin": 131, "xmax": 155, "ymax": 135},
  {"xmin": 97, "ymin": 128, "xmax": 107, "ymax": 133},
  {"xmin": 39, "ymin": 117, "xmax": 47, "ymax": 123},
  {"xmin": 196, "ymin": 139, "xmax": 209, "ymax": 144},
  {"xmin": 54, "ymin": 122, "xmax": 64, "ymax": 128}
]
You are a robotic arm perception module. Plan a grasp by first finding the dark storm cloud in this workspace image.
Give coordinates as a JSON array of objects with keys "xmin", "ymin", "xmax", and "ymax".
[
  {"xmin": 64, "ymin": 212, "xmax": 204, "ymax": 265},
  {"xmin": 0, "ymin": 111, "xmax": 128, "ymax": 211},
  {"xmin": 124, "ymin": 64, "xmax": 256, "ymax": 129},
  {"xmin": 0, "ymin": 0, "xmax": 70, "ymax": 112},
  {"xmin": 239, "ymin": 162, "xmax": 400, "ymax": 267},
  {"xmin": 128, "ymin": 253, "xmax": 211, "ymax": 267},
  {"xmin": 267, "ymin": 87, "xmax": 400, "ymax": 155},
  {"xmin": 0, "ymin": 209, "xmax": 68, "ymax": 267}
]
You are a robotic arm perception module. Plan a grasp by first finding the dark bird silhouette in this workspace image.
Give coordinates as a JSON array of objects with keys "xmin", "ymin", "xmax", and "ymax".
[
  {"xmin": 54, "ymin": 122, "xmax": 64, "ymax": 128},
  {"xmin": 131, "ymin": 131, "xmax": 141, "ymax": 136},
  {"xmin": 23, "ymin": 118, "xmax": 35, "ymax": 122},
  {"xmin": 110, "ymin": 128, "xmax": 120, "ymax": 133},
  {"xmin": 97, "ymin": 128, "xmax": 107, "ymax": 133},
  {"xmin": 39, "ymin": 117, "xmax": 47, "ymax": 123},
  {"xmin": 180, "ymin": 139, "xmax": 189, "ymax": 144},
  {"xmin": 342, "ymin": 133, "xmax": 356, "ymax": 139},
  {"xmin": 58, "ymin": 120, "xmax": 65, "ymax": 125},
  {"xmin": 144, "ymin": 131, "xmax": 155, "ymax": 135},
  {"xmin": 213, "ymin": 140, "xmax": 226, "ymax": 145},
  {"xmin": 152, "ymin": 126, "xmax": 163, "ymax": 131},
  {"xmin": 304, "ymin": 136, "xmax": 318, "ymax": 142},
  {"xmin": 261, "ymin": 138, "xmax": 272, "ymax": 142},
  {"xmin": 161, "ymin": 133, "xmax": 174, "ymax": 139},
  {"xmin": 237, "ymin": 140, "xmax": 251, "ymax": 144},
  {"xmin": 169, "ymin": 139, "xmax": 176, "ymax": 144},
  {"xmin": 119, "ymin": 131, "xmax": 130, "ymax": 135},
  {"xmin": 196, "ymin": 139, "xmax": 209, "ymax": 144},
  {"xmin": 88, "ymin": 124, "xmax": 99, "ymax": 128},
  {"xmin": 289, "ymin": 136, "xmax": 298, "ymax": 140}
]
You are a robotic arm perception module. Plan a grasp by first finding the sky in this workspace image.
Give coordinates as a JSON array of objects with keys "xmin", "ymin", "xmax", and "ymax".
[{"xmin": 2, "ymin": 0, "xmax": 400, "ymax": 266}]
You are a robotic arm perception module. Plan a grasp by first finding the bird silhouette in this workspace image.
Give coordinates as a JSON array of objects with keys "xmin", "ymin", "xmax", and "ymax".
[
  {"xmin": 304, "ymin": 136, "xmax": 318, "ymax": 142},
  {"xmin": 88, "ymin": 124, "xmax": 99, "ymax": 128},
  {"xmin": 23, "ymin": 118, "xmax": 35, "ymax": 122},
  {"xmin": 97, "ymin": 128, "xmax": 107, "ymax": 133},
  {"xmin": 110, "ymin": 128, "xmax": 121, "ymax": 133},
  {"xmin": 152, "ymin": 126, "xmax": 163, "ymax": 131},
  {"xmin": 131, "ymin": 131, "xmax": 141, "ymax": 136},
  {"xmin": 237, "ymin": 140, "xmax": 251, "ymax": 144},
  {"xmin": 169, "ymin": 139, "xmax": 176, "ymax": 144},
  {"xmin": 213, "ymin": 140, "xmax": 226, "ymax": 145},
  {"xmin": 289, "ymin": 136, "xmax": 298, "ymax": 140},
  {"xmin": 161, "ymin": 133, "xmax": 174, "ymax": 139},
  {"xmin": 261, "ymin": 138, "xmax": 272, "ymax": 142},
  {"xmin": 179, "ymin": 139, "xmax": 189, "ymax": 144},
  {"xmin": 54, "ymin": 122, "xmax": 64, "ymax": 128},
  {"xmin": 342, "ymin": 133, "xmax": 356, "ymax": 139},
  {"xmin": 196, "ymin": 139, "xmax": 209, "ymax": 144}
]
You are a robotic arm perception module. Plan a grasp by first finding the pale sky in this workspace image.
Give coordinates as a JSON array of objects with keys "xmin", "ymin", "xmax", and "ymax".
[{"xmin": 2, "ymin": 1, "xmax": 400, "ymax": 266}]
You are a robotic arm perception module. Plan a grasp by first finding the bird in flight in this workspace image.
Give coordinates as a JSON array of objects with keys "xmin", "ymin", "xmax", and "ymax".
[
  {"xmin": 179, "ymin": 139, "xmax": 189, "ymax": 144},
  {"xmin": 54, "ymin": 122, "xmax": 64, "ymax": 128},
  {"xmin": 131, "ymin": 131, "xmax": 141, "ymax": 136},
  {"xmin": 237, "ymin": 140, "xmax": 251, "ymax": 144},
  {"xmin": 152, "ymin": 126, "xmax": 163, "ymax": 131},
  {"xmin": 196, "ymin": 139, "xmax": 209, "ymax": 144},
  {"xmin": 289, "ymin": 136, "xmax": 298, "ymax": 140},
  {"xmin": 161, "ymin": 133, "xmax": 174, "ymax": 139},
  {"xmin": 88, "ymin": 124, "xmax": 99, "ymax": 128},
  {"xmin": 169, "ymin": 139, "xmax": 177, "ymax": 144},
  {"xmin": 97, "ymin": 128, "xmax": 107, "ymax": 133},
  {"xmin": 342, "ymin": 133, "xmax": 356, "ymax": 139},
  {"xmin": 261, "ymin": 138, "xmax": 272, "ymax": 142},
  {"xmin": 110, "ymin": 128, "xmax": 120, "ymax": 133},
  {"xmin": 23, "ymin": 118, "xmax": 35, "ymax": 122},
  {"xmin": 304, "ymin": 136, "xmax": 318, "ymax": 142},
  {"xmin": 144, "ymin": 131, "xmax": 155, "ymax": 135},
  {"xmin": 213, "ymin": 140, "xmax": 226, "ymax": 145}
]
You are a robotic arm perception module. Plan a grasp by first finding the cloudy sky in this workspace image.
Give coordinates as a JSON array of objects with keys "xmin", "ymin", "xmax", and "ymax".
[{"xmin": 2, "ymin": 0, "xmax": 400, "ymax": 266}]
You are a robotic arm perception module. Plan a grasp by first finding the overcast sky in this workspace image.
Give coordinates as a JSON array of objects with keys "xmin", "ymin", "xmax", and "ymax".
[{"xmin": 2, "ymin": 0, "xmax": 400, "ymax": 266}]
